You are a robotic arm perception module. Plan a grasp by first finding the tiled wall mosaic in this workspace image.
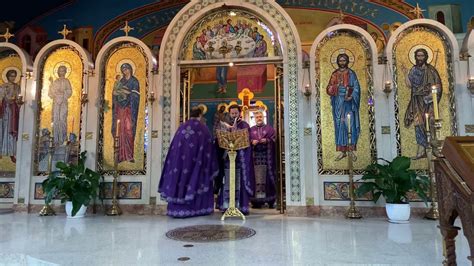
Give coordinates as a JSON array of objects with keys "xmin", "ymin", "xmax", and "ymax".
[{"xmin": 0, "ymin": 182, "xmax": 14, "ymax": 198}]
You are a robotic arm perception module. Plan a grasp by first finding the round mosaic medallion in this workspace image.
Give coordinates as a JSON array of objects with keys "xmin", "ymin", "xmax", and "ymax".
[{"xmin": 166, "ymin": 224, "xmax": 256, "ymax": 242}]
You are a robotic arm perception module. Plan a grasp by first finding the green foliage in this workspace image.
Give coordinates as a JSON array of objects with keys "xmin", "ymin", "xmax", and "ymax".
[
  {"xmin": 356, "ymin": 156, "xmax": 430, "ymax": 204},
  {"xmin": 42, "ymin": 151, "xmax": 101, "ymax": 217}
]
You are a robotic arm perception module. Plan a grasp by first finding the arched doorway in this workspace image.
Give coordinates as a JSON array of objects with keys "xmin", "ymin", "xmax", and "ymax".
[{"xmin": 157, "ymin": 0, "xmax": 304, "ymax": 213}]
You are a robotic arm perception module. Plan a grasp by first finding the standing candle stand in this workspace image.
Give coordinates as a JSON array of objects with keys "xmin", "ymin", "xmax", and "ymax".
[
  {"xmin": 107, "ymin": 122, "xmax": 122, "ymax": 216},
  {"xmin": 39, "ymin": 132, "xmax": 56, "ymax": 216},
  {"xmin": 424, "ymin": 85, "xmax": 442, "ymax": 220},
  {"xmin": 424, "ymin": 116, "xmax": 440, "ymax": 220},
  {"xmin": 345, "ymin": 113, "xmax": 362, "ymax": 219},
  {"xmin": 216, "ymin": 129, "xmax": 250, "ymax": 221}
]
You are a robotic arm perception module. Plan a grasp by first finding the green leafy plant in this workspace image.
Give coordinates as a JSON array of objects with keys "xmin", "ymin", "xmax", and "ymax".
[
  {"xmin": 356, "ymin": 156, "xmax": 430, "ymax": 204},
  {"xmin": 42, "ymin": 151, "xmax": 101, "ymax": 216}
]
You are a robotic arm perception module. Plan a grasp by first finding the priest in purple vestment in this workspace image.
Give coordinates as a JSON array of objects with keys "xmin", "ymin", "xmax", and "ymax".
[
  {"xmin": 158, "ymin": 107, "xmax": 219, "ymax": 218},
  {"xmin": 250, "ymin": 111, "xmax": 276, "ymax": 208},
  {"xmin": 216, "ymin": 105, "xmax": 255, "ymax": 215}
]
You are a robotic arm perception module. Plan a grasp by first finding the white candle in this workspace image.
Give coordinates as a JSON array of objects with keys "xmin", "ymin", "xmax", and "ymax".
[
  {"xmin": 347, "ymin": 113, "xmax": 351, "ymax": 134},
  {"xmin": 425, "ymin": 113, "xmax": 430, "ymax": 132},
  {"xmin": 431, "ymin": 85, "xmax": 439, "ymax": 120},
  {"xmin": 116, "ymin": 119, "xmax": 121, "ymax": 138}
]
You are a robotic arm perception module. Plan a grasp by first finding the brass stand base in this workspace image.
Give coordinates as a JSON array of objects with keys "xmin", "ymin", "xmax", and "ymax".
[
  {"xmin": 39, "ymin": 204, "xmax": 56, "ymax": 216},
  {"xmin": 106, "ymin": 203, "xmax": 122, "ymax": 216},
  {"xmin": 345, "ymin": 205, "xmax": 362, "ymax": 219},
  {"xmin": 221, "ymin": 207, "xmax": 246, "ymax": 221},
  {"xmin": 424, "ymin": 202, "xmax": 439, "ymax": 220}
]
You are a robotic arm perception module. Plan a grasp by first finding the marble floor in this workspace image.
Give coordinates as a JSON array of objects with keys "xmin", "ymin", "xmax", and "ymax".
[{"xmin": 0, "ymin": 212, "xmax": 470, "ymax": 265}]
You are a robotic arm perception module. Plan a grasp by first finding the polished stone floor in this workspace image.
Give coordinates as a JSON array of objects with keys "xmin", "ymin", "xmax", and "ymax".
[{"xmin": 0, "ymin": 212, "xmax": 470, "ymax": 265}]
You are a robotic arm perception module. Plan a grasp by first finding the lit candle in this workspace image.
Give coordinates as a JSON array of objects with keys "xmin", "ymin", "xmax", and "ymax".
[
  {"xmin": 346, "ymin": 113, "xmax": 351, "ymax": 134},
  {"xmin": 431, "ymin": 85, "xmax": 439, "ymax": 120},
  {"xmin": 50, "ymin": 122, "xmax": 54, "ymax": 138},
  {"xmin": 425, "ymin": 113, "xmax": 430, "ymax": 132},
  {"xmin": 116, "ymin": 119, "xmax": 120, "ymax": 138}
]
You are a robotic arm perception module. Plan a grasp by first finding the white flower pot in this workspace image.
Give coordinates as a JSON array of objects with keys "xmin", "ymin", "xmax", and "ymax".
[
  {"xmin": 385, "ymin": 203, "xmax": 410, "ymax": 223},
  {"xmin": 65, "ymin": 201, "xmax": 87, "ymax": 218}
]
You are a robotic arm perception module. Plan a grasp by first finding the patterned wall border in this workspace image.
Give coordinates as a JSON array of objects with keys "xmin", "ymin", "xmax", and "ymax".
[
  {"xmin": 314, "ymin": 30, "xmax": 377, "ymax": 175},
  {"xmin": 323, "ymin": 182, "xmax": 372, "ymax": 201},
  {"xmin": 0, "ymin": 182, "xmax": 14, "ymax": 199},
  {"xmin": 101, "ymin": 182, "xmax": 142, "ymax": 200},
  {"xmin": 34, "ymin": 182, "xmax": 142, "ymax": 200},
  {"xmin": 160, "ymin": 0, "xmax": 301, "ymax": 202},
  {"xmin": 323, "ymin": 181, "xmax": 424, "ymax": 202},
  {"xmin": 34, "ymin": 183, "xmax": 45, "ymax": 200}
]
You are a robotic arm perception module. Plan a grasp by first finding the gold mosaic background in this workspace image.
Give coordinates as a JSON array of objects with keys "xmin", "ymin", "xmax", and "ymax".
[
  {"xmin": 102, "ymin": 47, "xmax": 146, "ymax": 171},
  {"xmin": 0, "ymin": 54, "xmax": 22, "ymax": 174},
  {"xmin": 39, "ymin": 48, "xmax": 83, "ymax": 145},
  {"xmin": 318, "ymin": 35, "xmax": 371, "ymax": 170},
  {"xmin": 394, "ymin": 30, "xmax": 451, "ymax": 170},
  {"xmin": 183, "ymin": 13, "xmax": 275, "ymax": 60}
]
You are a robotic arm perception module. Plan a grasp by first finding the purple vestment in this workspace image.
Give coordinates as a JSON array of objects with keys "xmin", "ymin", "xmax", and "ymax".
[
  {"xmin": 217, "ymin": 120, "xmax": 255, "ymax": 214},
  {"xmin": 158, "ymin": 118, "xmax": 218, "ymax": 218},
  {"xmin": 249, "ymin": 124, "xmax": 276, "ymax": 206}
]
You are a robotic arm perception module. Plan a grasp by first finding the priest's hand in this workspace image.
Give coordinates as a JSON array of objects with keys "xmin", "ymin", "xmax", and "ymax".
[
  {"xmin": 252, "ymin": 140, "xmax": 259, "ymax": 146},
  {"xmin": 260, "ymin": 138, "xmax": 267, "ymax": 144}
]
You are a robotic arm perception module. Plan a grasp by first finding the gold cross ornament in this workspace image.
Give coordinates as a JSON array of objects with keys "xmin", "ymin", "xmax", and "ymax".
[
  {"xmin": 0, "ymin": 28, "xmax": 14, "ymax": 43},
  {"xmin": 409, "ymin": 3, "xmax": 426, "ymax": 19},
  {"xmin": 338, "ymin": 8, "xmax": 346, "ymax": 21},
  {"xmin": 120, "ymin": 21, "xmax": 134, "ymax": 36},
  {"xmin": 58, "ymin": 24, "xmax": 72, "ymax": 39}
]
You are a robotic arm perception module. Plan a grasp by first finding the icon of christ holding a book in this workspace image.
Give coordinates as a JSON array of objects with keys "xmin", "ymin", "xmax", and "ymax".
[{"xmin": 326, "ymin": 53, "xmax": 361, "ymax": 162}]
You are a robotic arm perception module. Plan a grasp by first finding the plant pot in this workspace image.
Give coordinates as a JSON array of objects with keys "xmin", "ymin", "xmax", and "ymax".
[
  {"xmin": 65, "ymin": 201, "xmax": 87, "ymax": 218},
  {"xmin": 385, "ymin": 203, "xmax": 410, "ymax": 223}
]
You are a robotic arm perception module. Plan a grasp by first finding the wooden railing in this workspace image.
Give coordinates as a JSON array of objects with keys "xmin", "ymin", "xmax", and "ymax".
[{"xmin": 435, "ymin": 137, "xmax": 474, "ymax": 265}]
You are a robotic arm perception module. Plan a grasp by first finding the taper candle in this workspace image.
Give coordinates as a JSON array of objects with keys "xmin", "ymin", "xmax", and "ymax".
[
  {"xmin": 425, "ymin": 113, "xmax": 430, "ymax": 132},
  {"xmin": 431, "ymin": 85, "xmax": 439, "ymax": 120},
  {"xmin": 347, "ymin": 113, "xmax": 351, "ymax": 134},
  {"xmin": 116, "ymin": 119, "xmax": 121, "ymax": 138}
]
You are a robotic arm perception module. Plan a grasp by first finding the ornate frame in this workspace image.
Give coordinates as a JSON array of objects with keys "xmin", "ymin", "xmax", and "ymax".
[
  {"xmin": 96, "ymin": 42, "xmax": 150, "ymax": 175},
  {"xmin": 34, "ymin": 45, "xmax": 85, "ymax": 176},
  {"xmin": 314, "ymin": 30, "xmax": 377, "ymax": 175},
  {"xmin": 392, "ymin": 25, "xmax": 458, "ymax": 158},
  {"xmin": 179, "ymin": 8, "xmax": 282, "ymax": 60},
  {"xmin": 159, "ymin": 0, "xmax": 303, "ymax": 202}
]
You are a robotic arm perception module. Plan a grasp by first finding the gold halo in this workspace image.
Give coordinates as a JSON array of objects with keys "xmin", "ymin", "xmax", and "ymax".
[
  {"xmin": 197, "ymin": 104, "xmax": 208, "ymax": 114},
  {"xmin": 225, "ymin": 101, "xmax": 239, "ymax": 112},
  {"xmin": 116, "ymin": 59, "xmax": 136, "ymax": 75},
  {"xmin": 53, "ymin": 61, "xmax": 72, "ymax": 79},
  {"xmin": 216, "ymin": 103, "xmax": 227, "ymax": 111},
  {"xmin": 408, "ymin": 45, "xmax": 434, "ymax": 65},
  {"xmin": 330, "ymin": 48, "xmax": 355, "ymax": 69},
  {"xmin": 2, "ymin": 66, "xmax": 21, "ymax": 83}
]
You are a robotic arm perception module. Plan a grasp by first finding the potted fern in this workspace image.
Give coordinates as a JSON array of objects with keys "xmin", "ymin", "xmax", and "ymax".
[
  {"xmin": 356, "ymin": 156, "xmax": 430, "ymax": 223},
  {"xmin": 42, "ymin": 151, "xmax": 101, "ymax": 218}
]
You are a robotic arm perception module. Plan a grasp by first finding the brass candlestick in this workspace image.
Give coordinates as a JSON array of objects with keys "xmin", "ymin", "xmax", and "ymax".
[
  {"xmin": 221, "ymin": 143, "xmax": 245, "ymax": 221},
  {"xmin": 345, "ymin": 115, "xmax": 362, "ymax": 219},
  {"xmin": 425, "ymin": 118, "xmax": 440, "ymax": 220},
  {"xmin": 107, "ymin": 136, "xmax": 122, "ymax": 216},
  {"xmin": 39, "ymin": 135, "xmax": 56, "ymax": 216}
]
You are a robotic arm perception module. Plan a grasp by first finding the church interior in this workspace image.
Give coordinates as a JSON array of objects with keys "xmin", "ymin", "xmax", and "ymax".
[{"xmin": 1, "ymin": 0, "xmax": 474, "ymax": 264}]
